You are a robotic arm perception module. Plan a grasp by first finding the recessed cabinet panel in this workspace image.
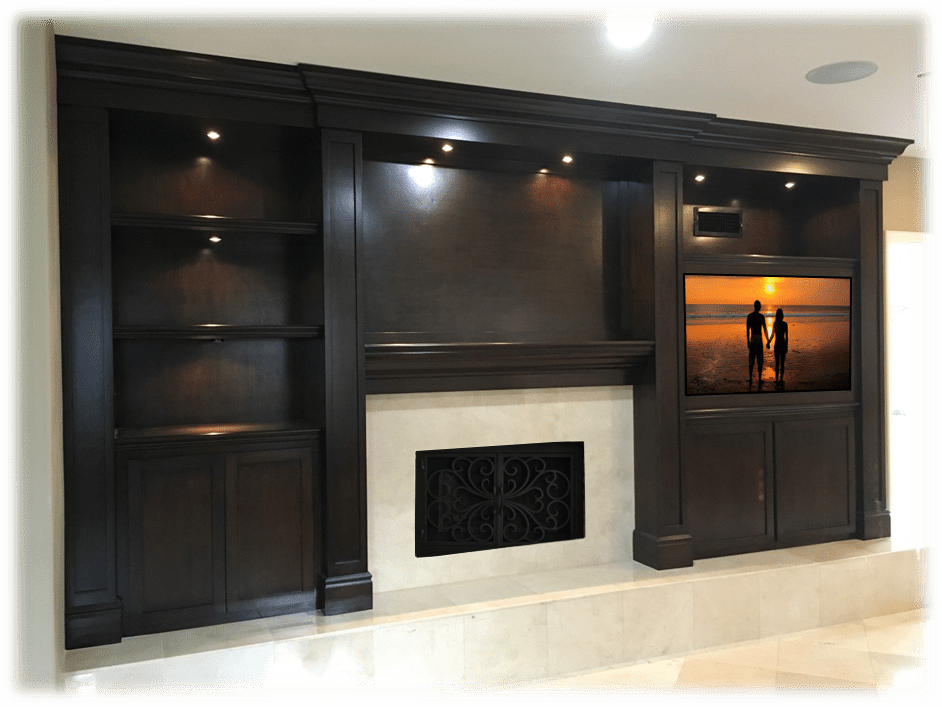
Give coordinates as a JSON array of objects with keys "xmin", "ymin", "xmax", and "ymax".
[
  {"xmin": 225, "ymin": 448, "xmax": 316, "ymax": 613},
  {"xmin": 685, "ymin": 422, "xmax": 774, "ymax": 555},
  {"xmin": 682, "ymin": 167, "xmax": 860, "ymax": 259},
  {"xmin": 114, "ymin": 338, "xmax": 317, "ymax": 430},
  {"xmin": 775, "ymin": 417, "xmax": 855, "ymax": 539},
  {"xmin": 112, "ymin": 227, "xmax": 321, "ymax": 328},
  {"xmin": 109, "ymin": 111, "xmax": 320, "ymax": 222},
  {"xmin": 362, "ymin": 162, "xmax": 618, "ymax": 341},
  {"xmin": 127, "ymin": 454, "xmax": 226, "ymax": 626}
]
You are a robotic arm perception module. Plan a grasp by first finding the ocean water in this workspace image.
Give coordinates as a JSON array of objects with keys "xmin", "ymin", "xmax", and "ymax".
[{"xmin": 685, "ymin": 306, "xmax": 851, "ymax": 395}]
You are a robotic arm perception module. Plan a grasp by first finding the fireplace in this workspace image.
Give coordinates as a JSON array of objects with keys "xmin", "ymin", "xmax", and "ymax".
[
  {"xmin": 366, "ymin": 387, "xmax": 634, "ymax": 592},
  {"xmin": 416, "ymin": 442, "xmax": 585, "ymax": 557}
]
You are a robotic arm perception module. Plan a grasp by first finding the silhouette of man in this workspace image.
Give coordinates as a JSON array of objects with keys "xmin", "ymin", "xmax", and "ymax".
[{"xmin": 746, "ymin": 300, "xmax": 770, "ymax": 385}]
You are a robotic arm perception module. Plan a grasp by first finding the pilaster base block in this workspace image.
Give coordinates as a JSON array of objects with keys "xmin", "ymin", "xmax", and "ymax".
[
  {"xmin": 633, "ymin": 530, "xmax": 694, "ymax": 570},
  {"xmin": 65, "ymin": 601, "xmax": 122, "ymax": 649},
  {"xmin": 858, "ymin": 509, "xmax": 891, "ymax": 540},
  {"xmin": 318, "ymin": 571, "xmax": 373, "ymax": 615}
]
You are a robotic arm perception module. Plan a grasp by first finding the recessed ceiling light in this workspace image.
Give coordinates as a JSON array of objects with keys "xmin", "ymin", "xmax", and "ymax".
[
  {"xmin": 562, "ymin": 155, "xmax": 573, "ymax": 164},
  {"xmin": 424, "ymin": 158, "xmax": 435, "ymax": 164},
  {"xmin": 441, "ymin": 144, "xmax": 453, "ymax": 152},
  {"xmin": 806, "ymin": 61, "xmax": 878, "ymax": 85},
  {"xmin": 606, "ymin": 13, "xmax": 655, "ymax": 49},
  {"xmin": 785, "ymin": 182, "xmax": 796, "ymax": 189},
  {"xmin": 209, "ymin": 236, "xmax": 221, "ymax": 243},
  {"xmin": 694, "ymin": 174, "xmax": 706, "ymax": 182},
  {"xmin": 206, "ymin": 130, "xmax": 220, "ymax": 140}
]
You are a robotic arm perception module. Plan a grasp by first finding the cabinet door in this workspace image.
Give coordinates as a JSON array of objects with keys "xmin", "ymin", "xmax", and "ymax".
[
  {"xmin": 126, "ymin": 453, "xmax": 226, "ymax": 634},
  {"xmin": 774, "ymin": 417, "xmax": 856, "ymax": 542},
  {"xmin": 225, "ymin": 447, "xmax": 316, "ymax": 615},
  {"xmin": 685, "ymin": 421, "xmax": 775, "ymax": 557}
]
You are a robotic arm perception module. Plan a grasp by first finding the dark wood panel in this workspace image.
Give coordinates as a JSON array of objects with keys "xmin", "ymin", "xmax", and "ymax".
[
  {"xmin": 112, "ymin": 226, "xmax": 322, "ymax": 327},
  {"xmin": 857, "ymin": 180, "xmax": 890, "ymax": 538},
  {"xmin": 362, "ymin": 163, "xmax": 621, "ymax": 340},
  {"xmin": 685, "ymin": 422, "xmax": 774, "ymax": 555},
  {"xmin": 115, "ymin": 421, "xmax": 322, "ymax": 446},
  {"xmin": 111, "ymin": 212, "xmax": 319, "ymax": 234},
  {"xmin": 109, "ymin": 110, "xmax": 320, "ymax": 221},
  {"xmin": 686, "ymin": 402, "xmax": 858, "ymax": 423},
  {"xmin": 775, "ymin": 417, "xmax": 855, "ymax": 538},
  {"xmin": 225, "ymin": 448, "xmax": 316, "ymax": 613},
  {"xmin": 301, "ymin": 62, "xmax": 910, "ymax": 176},
  {"xmin": 320, "ymin": 129, "xmax": 372, "ymax": 613},
  {"xmin": 625, "ymin": 179, "xmax": 656, "ymax": 340},
  {"xmin": 632, "ymin": 161, "xmax": 691, "ymax": 569},
  {"xmin": 683, "ymin": 254, "xmax": 858, "ymax": 275},
  {"xmin": 64, "ymin": 604, "xmax": 123, "ymax": 650},
  {"xmin": 113, "ymin": 338, "xmax": 316, "ymax": 429},
  {"xmin": 55, "ymin": 35, "xmax": 312, "ymax": 124},
  {"xmin": 126, "ymin": 454, "xmax": 226, "ymax": 626},
  {"xmin": 57, "ymin": 105, "xmax": 119, "ymax": 646},
  {"xmin": 113, "ymin": 325, "xmax": 323, "ymax": 339}
]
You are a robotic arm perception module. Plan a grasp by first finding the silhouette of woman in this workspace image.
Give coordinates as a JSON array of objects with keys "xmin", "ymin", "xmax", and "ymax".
[{"xmin": 768, "ymin": 308, "xmax": 788, "ymax": 385}]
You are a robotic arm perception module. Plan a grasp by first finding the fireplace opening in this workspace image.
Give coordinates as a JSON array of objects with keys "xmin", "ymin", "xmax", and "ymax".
[{"xmin": 415, "ymin": 441, "xmax": 585, "ymax": 557}]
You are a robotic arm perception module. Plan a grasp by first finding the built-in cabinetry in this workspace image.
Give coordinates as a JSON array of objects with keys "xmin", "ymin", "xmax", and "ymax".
[
  {"xmin": 56, "ymin": 41, "xmax": 336, "ymax": 647},
  {"xmin": 685, "ymin": 410, "xmax": 856, "ymax": 558},
  {"xmin": 56, "ymin": 35, "xmax": 910, "ymax": 649},
  {"xmin": 118, "ymin": 440, "xmax": 317, "ymax": 636}
]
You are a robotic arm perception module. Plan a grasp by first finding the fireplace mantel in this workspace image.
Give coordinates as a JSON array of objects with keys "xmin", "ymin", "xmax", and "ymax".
[{"xmin": 364, "ymin": 341, "xmax": 655, "ymax": 394}]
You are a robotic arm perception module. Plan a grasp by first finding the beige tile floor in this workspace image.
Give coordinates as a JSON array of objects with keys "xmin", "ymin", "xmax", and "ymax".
[
  {"xmin": 61, "ymin": 541, "xmax": 926, "ymax": 695},
  {"xmin": 64, "ymin": 609, "xmax": 926, "ymax": 695},
  {"xmin": 524, "ymin": 609, "xmax": 926, "ymax": 693}
]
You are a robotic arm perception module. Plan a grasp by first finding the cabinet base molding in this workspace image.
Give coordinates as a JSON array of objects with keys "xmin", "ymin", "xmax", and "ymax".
[
  {"xmin": 858, "ymin": 509, "xmax": 891, "ymax": 540},
  {"xmin": 65, "ymin": 601, "xmax": 123, "ymax": 650},
  {"xmin": 318, "ymin": 572, "xmax": 373, "ymax": 615},
  {"xmin": 632, "ymin": 530, "xmax": 694, "ymax": 570}
]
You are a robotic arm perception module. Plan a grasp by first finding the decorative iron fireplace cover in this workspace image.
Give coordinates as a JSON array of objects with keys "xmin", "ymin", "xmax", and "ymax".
[{"xmin": 415, "ymin": 442, "xmax": 585, "ymax": 557}]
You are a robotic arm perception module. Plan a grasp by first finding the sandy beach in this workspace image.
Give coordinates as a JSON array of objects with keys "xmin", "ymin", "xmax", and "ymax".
[{"xmin": 685, "ymin": 316, "xmax": 851, "ymax": 395}]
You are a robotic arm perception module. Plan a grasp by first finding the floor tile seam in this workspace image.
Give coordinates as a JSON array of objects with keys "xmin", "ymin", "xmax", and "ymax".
[{"xmin": 777, "ymin": 670, "xmax": 876, "ymax": 689}]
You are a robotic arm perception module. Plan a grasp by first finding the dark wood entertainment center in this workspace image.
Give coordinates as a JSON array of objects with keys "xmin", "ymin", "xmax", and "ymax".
[{"xmin": 55, "ymin": 35, "xmax": 911, "ymax": 649}]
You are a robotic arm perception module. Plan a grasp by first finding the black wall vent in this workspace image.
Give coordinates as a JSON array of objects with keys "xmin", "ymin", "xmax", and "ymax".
[
  {"xmin": 694, "ymin": 207, "xmax": 743, "ymax": 237},
  {"xmin": 415, "ymin": 441, "xmax": 585, "ymax": 557}
]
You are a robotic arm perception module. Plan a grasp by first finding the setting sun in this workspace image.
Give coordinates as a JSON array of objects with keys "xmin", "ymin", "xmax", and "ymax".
[{"xmin": 685, "ymin": 275, "xmax": 849, "ymax": 307}]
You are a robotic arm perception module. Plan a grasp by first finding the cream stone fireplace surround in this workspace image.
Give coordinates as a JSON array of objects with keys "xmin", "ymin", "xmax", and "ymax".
[{"xmin": 366, "ymin": 387, "xmax": 634, "ymax": 592}]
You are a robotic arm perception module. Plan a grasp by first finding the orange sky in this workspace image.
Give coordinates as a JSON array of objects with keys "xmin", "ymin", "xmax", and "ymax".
[{"xmin": 685, "ymin": 275, "xmax": 850, "ymax": 307}]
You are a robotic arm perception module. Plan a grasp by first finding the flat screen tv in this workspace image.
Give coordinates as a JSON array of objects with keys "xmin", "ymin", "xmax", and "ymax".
[{"xmin": 684, "ymin": 275, "xmax": 851, "ymax": 395}]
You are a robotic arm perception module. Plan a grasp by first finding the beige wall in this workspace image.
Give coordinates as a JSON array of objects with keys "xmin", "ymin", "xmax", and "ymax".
[
  {"xmin": 15, "ymin": 20, "xmax": 64, "ymax": 689},
  {"xmin": 884, "ymin": 155, "xmax": 927, "ymax": 233}
]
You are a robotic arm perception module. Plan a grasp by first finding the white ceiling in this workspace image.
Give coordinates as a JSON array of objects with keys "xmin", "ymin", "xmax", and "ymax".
[{"xmin": 50, "ymin": 11, "xmax": 929, "ymax": 158}]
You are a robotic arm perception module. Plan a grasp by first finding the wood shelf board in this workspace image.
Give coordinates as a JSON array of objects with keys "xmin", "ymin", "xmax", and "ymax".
[
  {"xmin": 111, "ymin": 212, "xmax": 320, "ymax": 235},
  {"xmin": 365, "ymin": 340, "xmax": 655, "ymax": 380},
  {"xmin": 115, "ymin": 421, "xmax": 322, "ymax": 445},
  {"xmin": 113, "ymin": 325, "xmax": 324, "ymax": 339}
]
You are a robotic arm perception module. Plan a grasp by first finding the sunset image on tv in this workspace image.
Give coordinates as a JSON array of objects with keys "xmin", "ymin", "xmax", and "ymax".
[{"xmin": 685, "ymin": 275, "xmax": 851, "ymax": 395}]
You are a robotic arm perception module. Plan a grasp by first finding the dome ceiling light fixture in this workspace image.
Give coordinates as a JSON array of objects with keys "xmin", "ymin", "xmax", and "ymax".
[
  {"xmin": 806, "ymin": 60, "xmax": 879, "ymax": 85},
  {"xmin": 606, "ymin": 12, "xmax": 655, "ymax": 49}
]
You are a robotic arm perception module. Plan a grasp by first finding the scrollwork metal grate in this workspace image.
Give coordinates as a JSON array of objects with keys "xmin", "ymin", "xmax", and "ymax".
[{"xmin": 416, "ymin": 442, "xmax": 585, "ymax": 557}]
